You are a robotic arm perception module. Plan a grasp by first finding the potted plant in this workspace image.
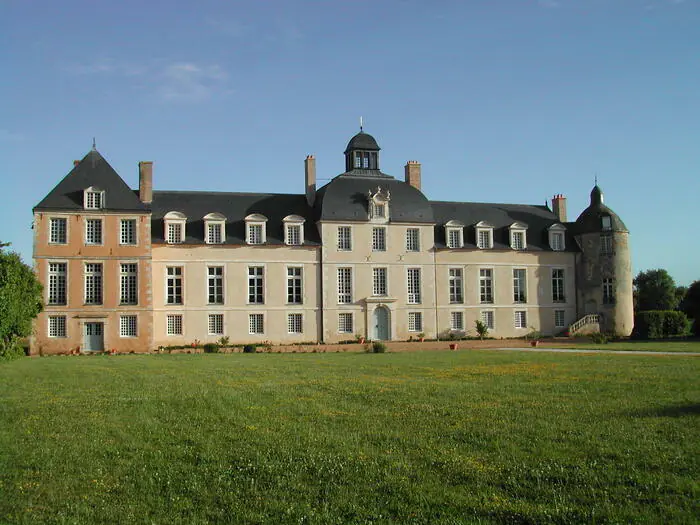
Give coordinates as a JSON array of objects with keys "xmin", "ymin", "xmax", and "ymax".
[
  {"xmin": 355, "ymin": 333, "xmax": 365, "ymax": 345},
  {"xmin": 417, "ymin": 332, "xmax": 425, "ymax": 343},
  {"xmin": 449, "ymin": 342, "xmax": 458, "ymax": 350}
]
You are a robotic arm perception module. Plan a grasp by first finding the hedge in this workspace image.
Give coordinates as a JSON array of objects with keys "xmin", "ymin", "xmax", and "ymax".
[{"xmin": 633, "ymin": 310, "xmax": 691, "ymax": 339}]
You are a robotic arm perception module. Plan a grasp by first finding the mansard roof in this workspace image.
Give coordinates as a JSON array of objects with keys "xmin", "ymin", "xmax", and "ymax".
[
  {"xmin": 34, "ymin": 150, "xmax": 147, "ymax": 212},
  {"xmin": 150, "ymin": 191, "xmax": 320, "ymax": 245}
]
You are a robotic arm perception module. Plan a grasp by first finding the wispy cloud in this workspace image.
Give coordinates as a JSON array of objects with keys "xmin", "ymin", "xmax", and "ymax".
[{"xmin": 158, "ymin": 63, "xmax": 231, "ymax": 102}]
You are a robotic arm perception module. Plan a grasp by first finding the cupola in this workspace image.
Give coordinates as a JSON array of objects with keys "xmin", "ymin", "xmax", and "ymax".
[{"xmin": 344, "ymin": 130, "xmax": 381, "ymax": 172}]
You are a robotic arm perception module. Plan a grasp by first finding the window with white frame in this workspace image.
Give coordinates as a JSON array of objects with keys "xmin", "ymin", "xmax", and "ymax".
[
  {"xmin": 208, "ymin": 314, "xmax": 224, "ymax": 335},
  {"xmin": 48, "ymin": 315, "xmax": 67, "ymax": 337},
  {"xmin": 510, "ymin": 223, "xmax": 527, "ymax": 250},
  {"xmin": 371, "ymin": 202, "xmax": 386, "ymax": 219},
  {"xmin": 120, "ymin": 315, "xmax": 137, "ymax": 337},
  {"xmin": 288, "ymin": 313, "xmax": 303, "ymax": 334},
  {"xmin": 451, "ymin": 311, "xmax": 464, "ymax": 331},
  {"xmin": 554, "ymin": 310, "xmax": 566, "ymax": 328},
  {"xmin": 85, "ymin": 218, "xmax": 102, "ymax": 245},
  {"xmin": 167, "ymin": 314, "xmax": 183, "ymax": 335},
  {"xmin": 207, "ymin": 266, "xmax": 224, "ymax": 304},
  {"xmin": 407, "ymin": 268, "xmax": 421, "ymax": 304},
  {"xmin": 373, "ymin": 268, "xmax": 387, "ymax": 296},
  {"xmin": 245, "ymin": 214, "xmax": 267, "ymax": 245},
  {"xmin": 449, "ymin": 268, "xmax": 463, "ymax": 304},
  {"xmin": 513, "ymin": 269, "xmax": 527, "ymax": 303},
  {"xmin": 481, "ymin": 310, "xmax": 494, "ymax": 330},
  {"xmin": 204, "ymin": 213, "xmax": 226, "ymax": 244},
  {"xmin": 248, "ymin": 267, "xmax": 264, "ymax": 304},
  {"xmin": 337, "ymin": 268, "xmax": 352, "ymax": 304},
  {"xmin": 603, "ymin": 278, "xmax": 615, "ymax": 304},
  {"xmin": 601, "ymin": 215, "xmax": 612, "ymax": 231},
  {"xmin": 120, "ymin": 219, "xmax": 137, "ymax": 245},
  {"xmin": 600, "ymin": 234, "xmax": 613, "ymax": 255},
  {"xmin": 84, "ymin": 187, "xmax": 104, "ymax": 209},
  {"xmin": 479, "ymin": 268, "xmax": 493, "ymax": 304},
  {"xmin": 372, "ymin": 227, "xmax": 386, "ymax": 251},
  {"xmin": 406, "ymin": 228, "xmax": 420, "ymax": 252},
  {"xmin": 49, "ymin": 218, "xmax": 67, "ymax": 244},
  {"xmin": 552, "ymin": 269, "xmax": 565, "ymax": 302},
  {"xmin": 408, "ymin": 312, "xmax": 423, "ymax": 332},
  {"xmin": 283, "ymin": 215, "xmax": 305, "ymax": 246},
  {"xmin": 48, "ymin": 262, "xmax": 67, "ymax": 305},
  {"xmin": 476, "ymin": 222, "xmax": 494, "ymax": 249},
  {"xmin": 287, "ymin": 267, "xmax": 303, "ymax": 304},
  {"xmin": 164, "ymin": 211, "xmax": 186, "ymax": 244},
  {"xmin": 368, "ymin": 188, "xmax": 390, "ymax": 221},
  {"xmin": 166, "ymin": 266, "xmax": 183, "ymax": 305},
  {"xmin": 445, "ymin": 221, "xmax": 464, "ymax": 248},
  {"xmin": 337, "ymin": 226, "xmax": 352, "ymax": 251},
  {"xmin": 249, "ymin": 313, "xmax": 264, "ymax": 334},
  {"xmin": 514, "ymin": 310, "xmax": 527, "ymax": 329},
  {"xmin": 120, "ymin": 263, "xmax": 138, "ymax": 305},
  {"xmin": 549, "ymin": 224, "xmax": 566, "ymax": 251},
  {"xmin": 338, "ymin": 313, "xmax": 353, "ymax": 334},
  {"xmin": 84, "ymin": 263, "xmax": 103, "ymax": 305}
]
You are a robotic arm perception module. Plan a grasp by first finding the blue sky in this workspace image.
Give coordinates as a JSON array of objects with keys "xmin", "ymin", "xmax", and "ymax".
[{"xmin": 2, "ymin": 0, "xmax": 698, "ymax": 285}]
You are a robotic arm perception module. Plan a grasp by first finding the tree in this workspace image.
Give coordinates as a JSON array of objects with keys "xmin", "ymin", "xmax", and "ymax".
[
  {"xmin": 680, "ymin": 280, "xmax": 700, "ymax": 335},
  {"xmin": 675, "ymin": 286, "xmax": 688, "ymax": 311},
  {"xmin": 0, "ymin": 243, "xmax": 43, "ymax": 359},
  {"xmin": 633, "ymin": 269, "xmax": 678, "ymax": 312}
]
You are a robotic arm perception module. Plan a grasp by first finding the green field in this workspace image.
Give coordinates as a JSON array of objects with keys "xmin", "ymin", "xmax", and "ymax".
[
  {"xmin": 1, "ymin": 351, "xmax": 698, "ymax": 524},
  {"xmin": 552, "ymin": 339, "xmax": 700, "ymax": 353}
]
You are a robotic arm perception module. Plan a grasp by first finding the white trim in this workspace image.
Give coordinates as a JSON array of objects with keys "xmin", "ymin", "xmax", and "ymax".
[
  {"xmin": 509, "ymin": 222, "xmax": 528, "ymax": 250},
  {"xmin": 475, "ymin": 221, "xmax": 494, "ymax": 250},
  {"xmin": 204, "ymin": 213, "xmax": 227, "ymax": 245},
  {"xmin": 548, "ymin": 223, "xmax": 566, "ymax": 251}
]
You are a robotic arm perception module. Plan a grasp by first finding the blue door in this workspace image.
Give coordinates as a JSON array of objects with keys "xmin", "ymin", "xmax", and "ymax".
[
  {"xmin": 83, "ymin": 322, "xmax": 104, "ymax": 352},
  {"xmin": 373, "ymin": 306, "xmax": 390, "ymax": 341}
]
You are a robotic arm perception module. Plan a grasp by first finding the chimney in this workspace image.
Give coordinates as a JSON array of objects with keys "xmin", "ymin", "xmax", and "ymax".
[
  {"xmin": 551, "ymin": 194, "xmax": 567, "ymax": 222},
  {"xmin": 73, "ymin": 160, "xmax": 80, "ymax": 168},
  {"xmin": 139, "ymin": 161, "xmax": 153, "ymax": 204},
  {"xmin": 404, "ymin": 160, "xmax": 421, "ymax": 190},
  {"xmin": 305, "ymin": 155, "xmax": 316, "ymax": 207}
]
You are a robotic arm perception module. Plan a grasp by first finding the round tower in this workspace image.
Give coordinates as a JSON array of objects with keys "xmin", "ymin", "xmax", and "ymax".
[{"xmin": 574, "ymin": 185, "xmax": 634, "ymax": 336}]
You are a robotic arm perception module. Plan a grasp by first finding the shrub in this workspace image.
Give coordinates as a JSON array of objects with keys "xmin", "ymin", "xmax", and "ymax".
[
  {"xmin": 218, "ymin": 336, "xmax": 230, "ymax": 347},
  {"xmin": 0, "ymin": 336, "xmax": 25, "ymax": 362},
  {"xmin": 243, "ymin": 344, "xmax": 256, "ymax": 353},
  {"xmin": 633, "ymin": 310, "xmax": 691, "ymax": 339},
  {"xmin": 203, "ymin": 343, "xmax": 219, "ymax": 354},
  {"xmin": 590, "ymin": 332, "xmax": 608, "ymax": 344},
  {"xmin": 371, "ymin": 341, "xmax": 387, "ymax": 353},
  {"xmin": 475, "ymin": 320, "xmax": 488, "ymax": 340}
]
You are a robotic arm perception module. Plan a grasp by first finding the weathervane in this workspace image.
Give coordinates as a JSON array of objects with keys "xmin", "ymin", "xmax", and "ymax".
[{"xmin": 360, "ymin": 116, "xmax": 363, "ymax": 132}]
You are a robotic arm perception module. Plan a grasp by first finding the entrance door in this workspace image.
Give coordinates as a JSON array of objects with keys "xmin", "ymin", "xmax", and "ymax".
[
  {"xmin": 373, "ymin": 306, "xmax": 390, "ymax": 341},
  {"xmin": 84, "ymin": 322, "xmax": 104, "ymax": 352}
]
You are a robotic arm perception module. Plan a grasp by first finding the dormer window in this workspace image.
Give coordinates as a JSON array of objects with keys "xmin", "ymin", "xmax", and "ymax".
[
  {"xmin": 84, "ymin": 187, "xmax": 104, "ymax": 210},
  {"xmin": 204, "ymin": 213, "xmax": 226, "ymax": 245},
  {"xmin": 371, "ymin": 202, "xmax": 385, "ymax": 218},
  {"xmin": 368, "ymin": 186, "xmax": 390, "ymax": 222},
  {"xmin": 445, "ymin": 220, "xmax": 464, "ymax": 249},
  {"xmin": 283, "ymin": 215, "xmax": 305, "ymax": 246},
  {"xmin": 164, "ymin": 211, "xmax": 187, "ymax": 244},
  {"xmin": 509, "ymin": 222, "xmax": 528, "ymax": 250},
  {"xmin": 475, "ymin": 221, "xmax": 494, "ymax": 249},
  {"xmin": 601, "ymin": 216, "xmax": 612, "ymax": 231},
  {"xmin": 548, "ymin": 224, "xmax": 566, "ymax": 251},
  {"xmin": 245, "ymin": 214, "xmax": 268, "ymax": 245}
]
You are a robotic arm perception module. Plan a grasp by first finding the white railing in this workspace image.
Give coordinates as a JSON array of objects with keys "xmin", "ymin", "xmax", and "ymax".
[{"xmin": 569, "ymin": 314, "xmax": 600, "ymax": 334}]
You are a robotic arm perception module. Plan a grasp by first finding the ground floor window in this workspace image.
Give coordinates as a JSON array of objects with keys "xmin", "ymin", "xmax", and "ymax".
[
  {"xmin": 450, "ymin": 311, "xmax": 464, "ymax": 331},
  {"xmin": 208, "ymin": 314, "xmax": 224, "ymax": 335},
  {"xmin": 408, "ymin": 312, "xmax": 423, "ymax": 332},
  {"xmin": 249, "ymin": 314, "xmax": 264, "ymax": 335},
  {"xmin": 120, "ymin": 315, "xmax": 137, "ymax": 337},
  {"xmin": 554, "ymin": 310, "xmax": 566, "ymax": 329},
  {"xmin": 338, "ymin": 313, "xmax": 353, "ymax": 334},
  {"xmin": 480, "ymin": 310, "xmax": 494, "ymax": 330},
  {"xmin": 167, "ymin": 314, "xmax": 183, "ymax": 336},
  {"xmin": 288, "ymin": 313, "xmax": 303, "ymax": 334},
  {"xmin": 514, "ymin": 310, "xmax": 527, "ymax": 329},
  {"xmin": 48, "ymin": 315, "xmax": 67, "ymax": 337}
]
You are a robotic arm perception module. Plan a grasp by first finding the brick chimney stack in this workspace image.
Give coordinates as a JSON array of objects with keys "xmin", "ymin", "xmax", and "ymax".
[
  {"xmin": 305, "ymin": 155, "xmax": 316, "ymax": 207},
  {"xmin": 404, "ymin": 160, "xmax": 421, "ymax": 190},
  {"xmin": 139, "ymin": 161, "xmax": 153, "ymax": 204},
  {"xmin": 552, "ymin": 194, "xmax": 567, "ymax": 222}
]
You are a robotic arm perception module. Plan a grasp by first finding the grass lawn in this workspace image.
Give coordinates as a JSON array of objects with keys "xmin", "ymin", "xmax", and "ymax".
[
  {"xmin": 548, "ymin": 339, "xmax": 700, "ymax": 353},
  {"xmin": 1, "ymin": 351, "xmax": 698, "ymax": 524}
]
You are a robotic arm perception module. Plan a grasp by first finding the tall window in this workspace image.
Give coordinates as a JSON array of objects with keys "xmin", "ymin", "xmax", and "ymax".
[
  {"xmin": 166, "ymin": 267, "xmax": 183, "ymax": 305},
  {"xmin": 406, "ymin": 228, "xmax": 420, "ymax": 252},
  {"xmin": 479, "ymin": 269, "xmax": 493, "ymax": 304},
  {"xmin": 550, "ymin": 231, "xmax": 565, "ymax": 251},
  {"xmin": 248, "ymin": 267, "xmax": 264, "ymax": 304},
  {"xmin": 48, "ymin": 262, "xmax": 67, "ymax": 305},
  {"xmin": 84, "ymin": 263, "xmax": 103, "ymax": 305},
  {"xmin": 338, "ymin": 226, "xmax": 352, "ymax": 251},
  {"xmin": 603, "ymin": 278, "xmax": 615, "ymax": 304},
  {"xmin": 167, "ymin": 222, "xmax": 183, "ymax": 244},
  {"xmin": 49, "ymin": 218, "xmax": 67, "ymax": 244},
  {"xmin": 511, "ymin": 231, "xmax": 525, "ymax": 250},
  {"xmin": 338, "ymin": 313, "xmax": 353, "ymax": 334},
  {"xmin": 249, "ymin": 313, "xmax": 264, "ymax": 334},
  {"xmin": 451, "ymin": 311, "xmax": 464, "ymax": 331},
  {"xmin": 120, "ymin": 219, "xmax": 137, "ymax": 245},
  {"xmin": 247, "ymin": 224, "xmax": 264, "ymax": 245},
  {"xmin": 286, "ymin": 224, "xmax": 302, "ymax": 246},
  {"xmin": 552, "ymin": 269, "xmax": 565, "ymax": 302},
  {"xmin": 288, "ymin": 313, "xmax": 303, "ymax": 334},
  {"xmin": 48, "ymin": 316, "xmax": 67, "ymax": 337},
  {"xmin": 372, "ymin": 227, "xmax": 386, "ymax": 251},
  {"xmin": 477, "ymin": 229, "xmax": 493, "ymax": 249},
  {"xmin": 120, "ymin": 263, "xmax": 138, "ymax": 305},
  {"xmin": 373, "ymin": 268, "xmax": 387, "ymax": 296},
  {"xmin": 337, "ymin": 268, "xmax": 352, "ymax": 304},
  {"xmin": 85, "ymin": 218, "xmax": 103, "ymax": 245},
  {"xmin": 207, "ymin": 267, "xmax": 224, "ymax": 304},
  {"xmin": 514, "ymin": 310, "xmax": 527, "ymax": 329},
  {"xmin": 287, "ymin": 267, "xmax": 303, "ymax": 304},
  {"xmin": 167, "ymin": 314, "xmax": 183, "ymax": 335},
  {"xmin": 554, "ymin": 310, "xmax": 566, "ymax": 328},
  {"xmin": 208, "ymin": 314, "xmax": 224, "ymax": 335},
  {"xmin": 513, "ymin": 269, "xmax": 527, "ymax": 303},
  {"xmin": 600, "ymin": 234, "xmax": 613, "ymax": 255},
  {"xmin": 207, "ymin": 223, "xmax": 223, "ymax": 244},
  {"xmin": 407, "ymin": 268, "xmax": 421, "ymax": 304},
  {"xmin": 120, "ymin": 315, "xmax": 137, "ymax": 337},
  {"xmin": 449, "ymin": 268, "xmax": 463, "ymax": 304},
  {"xmin": 408, "ymin": 312, "xmax": 423, "ymax": 332},
  {"xmin": 447, "ymin": 228, "xmax": 462, "ymax": 249},
  {"xmin": 84, "ymin": 189, "xmax": 103, "ymax": 209},
  {"xmin": 481, "ymin": 310, "xmax": 494, "ymax": 330}
]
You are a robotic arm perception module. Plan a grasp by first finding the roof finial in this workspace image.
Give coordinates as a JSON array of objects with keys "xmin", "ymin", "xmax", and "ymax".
[
  {"xmin": 594, "ymin": 172, "xmax": 598, "ymax": 186},
  {"xmin": 92, "ymin": 137, "xmax": 96, "ymax": 151},
  {"xmin": 360, "ymin": 116, "xmax": 363, "ymax": 132}
]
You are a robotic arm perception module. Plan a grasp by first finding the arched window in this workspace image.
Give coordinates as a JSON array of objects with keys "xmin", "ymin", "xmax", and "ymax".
[
  {"xmin": 445, "ymin": 220, "xmax": 464, "ymax": 249},
  {"xmin": 509, "ymin": 222, "xmax": 528, "ymax": 250},
  {"xmin": 203, "ymin": 212, "xmax": 226, "ymax": 244},
  {"xmin": 283, "ymin": 215, "xmax": 305, "ymax": 246},
  {"xmin": 475, "ymin": 221, "xmax": 494, "ymax": 249},
  {"xmin": 245, "ymin": 214, "xmax": 268, "ymax": 245},
  {"xmin": 164, "ymin": 211, "xmax": 187, "ymax": 244}
]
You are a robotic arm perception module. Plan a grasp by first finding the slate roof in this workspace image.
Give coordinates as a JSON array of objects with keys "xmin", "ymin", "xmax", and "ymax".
[
  {"xmin": 34, "ymin": 150, "xmax": 148, "ymax": 212},
  {"xmin": 151, "ymin": 191, "xmax": 320, "ymax": 245},
  {"xmin": 344, "ymin": 131, "xmax": 381, "ymax": 153},
  {"xmin": 431, "ymin": 200, "xmax": 578, "ymax": 251},
  {"xmin": 574, "ymin": 186, "xmax": 628, "ymax": 234}
]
